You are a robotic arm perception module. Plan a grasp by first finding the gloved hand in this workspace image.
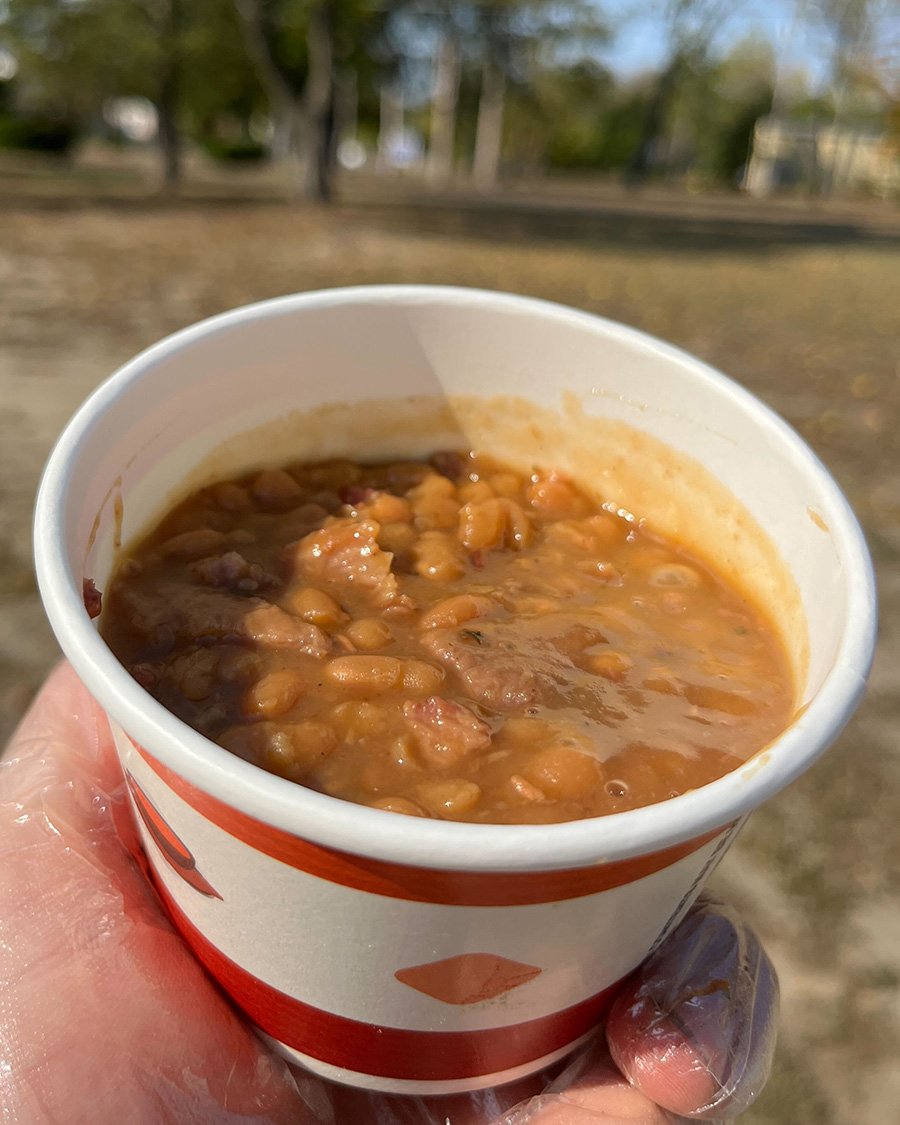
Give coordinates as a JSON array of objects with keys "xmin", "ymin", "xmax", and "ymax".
[{"xmin": 0, "ymin": 663, "xmax": 778, "ymax": 1124}]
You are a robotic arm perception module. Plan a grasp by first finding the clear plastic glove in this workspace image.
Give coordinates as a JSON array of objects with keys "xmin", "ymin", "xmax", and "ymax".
[{"xmin": 0, "ymin": 663, "xmax": 778, "ymax": 1124}]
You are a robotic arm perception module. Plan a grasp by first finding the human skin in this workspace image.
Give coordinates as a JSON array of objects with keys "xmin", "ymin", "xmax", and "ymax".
[{"xmin": 0, "ymin": 663, "xmax": 777, "ymax": 1125}]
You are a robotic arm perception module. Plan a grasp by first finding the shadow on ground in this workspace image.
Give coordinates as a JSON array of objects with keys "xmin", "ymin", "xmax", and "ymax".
[
  {"xmin": 346, "ymin": 194, "xmax": 900, "ymax": 254},
  {"xmin": 1, "ymin": 157, "xmax": 898, "ymax": 256}
]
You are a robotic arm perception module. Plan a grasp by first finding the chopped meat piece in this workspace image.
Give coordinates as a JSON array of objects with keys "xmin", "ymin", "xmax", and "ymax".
[
  {"xmin": 420, "ymin": 627, "xmax": 537, "ymax": 710},
  {"xmin": 129, "ymin": 662, "xmax": 157, "ymax": 689},
  {"xmin": 339, "ymin": 485, "xmax": 377, "ymax": 506},
  {"xmin": 117, "ymin": 584, "xmax": 330, "ymax": 656},
  {"xmin": 291, "ymin": 517, "xmax": 400, "ymax": 608},
  {"xmin": 419, "ymin": 616, "xmax": 605, "ymax": 711},
  {"xmin": 190, "ymin": 551, "xmax": 276, "ymax": 593},
  {"xmin": 430, "ymin": 451, "xmax": 465, "ymax": 480},
  {"xmin": 83, "ymin": 578, "xmax": 102, "ymax": 620},
  {"xmin": 403, "ymin": 696, "xmax": 491, "ymax": 768}
]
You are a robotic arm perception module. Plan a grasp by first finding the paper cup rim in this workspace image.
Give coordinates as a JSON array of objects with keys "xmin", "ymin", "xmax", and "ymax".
[{"xmin": 34, "ymin": 285, "xmax": 877, "ymax": 872}]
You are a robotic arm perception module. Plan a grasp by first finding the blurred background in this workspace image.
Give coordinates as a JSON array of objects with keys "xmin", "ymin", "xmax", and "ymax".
[{"xmin": 0, "ymin": 2, "xmax": 897, "ymax": 1123}]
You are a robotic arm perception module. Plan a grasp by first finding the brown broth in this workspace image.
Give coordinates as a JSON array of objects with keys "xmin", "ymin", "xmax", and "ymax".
[{"xmin": 100, "ymin": 452, "xmax": 794, "ymax": 823}]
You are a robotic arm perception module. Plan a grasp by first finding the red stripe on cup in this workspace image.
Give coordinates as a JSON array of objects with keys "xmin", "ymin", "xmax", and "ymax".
[
  {"xmin": 134, "ymin": 742, "xmax": 727, "ymax": 906},
  {"xmin": 154, "ymin": 874, "xmax": 623, "ymax": 1082}
]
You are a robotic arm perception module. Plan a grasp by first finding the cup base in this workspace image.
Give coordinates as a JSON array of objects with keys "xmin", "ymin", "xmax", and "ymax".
[{"xmin": 261, "ymin": 1028, "xmax": 595, "ymax": 1096}]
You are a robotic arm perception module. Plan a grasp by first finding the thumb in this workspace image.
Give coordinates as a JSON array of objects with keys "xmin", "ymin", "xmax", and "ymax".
[
  {"xmin": 491, "ymin": 897, "xmax": 778, "ymax": 1125},
  {"xmin": 606, "ymin": 898, "xmax": 779, "ymax": 1120}
]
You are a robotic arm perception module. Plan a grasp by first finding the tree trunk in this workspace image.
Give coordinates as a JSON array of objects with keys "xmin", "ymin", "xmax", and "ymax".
[
  {"xmin": 300, "ymin": 1, "xmax": 335, "ymax": 202},
  {"xmin": 157, "ymin": 88, "xmax": 181, "ymax": 192},
  {"xmin": 377, "ymin": 85, "xmax": 403, "ymax": 171},
  {"xmin": 236, "ymin": 0, "xmax": 298, "ymax": 186},
  {"xmin": 234, "ymin": 0, "xmax": 334, "ymax": 203},
  {"xmin": 157, "ymin": 0, "xmax": 183, "ymax": 192},
  {"xmin": 426, "ymin": 33, "xmax": 459, "ymax": 187},
  {"xmin": 823, "ymin": 114, "xmax": 860, "ymax": 198},
  {"xmin": 337, "ymin": 67, "xmax": 358, "ymax": 144},
  {"xmin": 472, "ymin": 60, "xmax": 505, "ymax": 190},
  {"xmin": 822, "ymin": 72, "xmax": 860, "ymax": 198},
  {"xmin": 625, "ymin": 54, "xmax": 683, "ymax": 185},
  {"xmin": 270, "ymin": 99, "xmax": 295, "ymax": 160}
]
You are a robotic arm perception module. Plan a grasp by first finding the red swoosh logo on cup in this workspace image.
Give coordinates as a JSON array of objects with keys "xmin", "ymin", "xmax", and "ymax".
[{"xmin": 126, "ymin": 773, "xmax": 222, "ymax": 899}]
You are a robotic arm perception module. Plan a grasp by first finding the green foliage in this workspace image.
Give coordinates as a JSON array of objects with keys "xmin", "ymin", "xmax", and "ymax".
[
  {"xmin": 0, "ymin": 111, "xmax": 78, "ymax": 152},
  {"xmin": 203, "ymin": 137, "xmax": 268, "ymax": 162},
  {"xmin": 790, "ymin": 95, "xmax": 835, "ymax": 123},
  {"xmin": 688, "ymin": 35, "xmax": 775, "ymax": 184},
  {"xmin": 3, "ymin": 0, "xmax": 264, "ymax": 143},
  {"xmin": 523, "ymin": 30, "xmax": 782, "ymax": 183},
  {"xmin": 709, "ymin": 92, "xmax": 772, "ymax": 182},
  {"xmin": 255, "ymin": 0, "xmax": 311, "ymax": 89},
  {"xmin": 593, "ymin": 92, "xmax": 653, "ymax": 170},
  {"xmin": 182, "ymin": 1, "xmax": 266, "ymax": 134},
  {"xmin": 248, "ymin": 0, "xmax": 398, "ymax": 99},
  {"xmin": 539, "ymin": 67, "xmax": 648, "ymax": 171},
  {"xmin": 4, "ymin": 0, "xmax": 159, "ymax": 116}
]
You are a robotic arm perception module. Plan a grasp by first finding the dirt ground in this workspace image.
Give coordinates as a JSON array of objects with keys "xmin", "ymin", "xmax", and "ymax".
[{"xmin": 1, "ymin": 154, "xmax": 898, "ymax": 1124}]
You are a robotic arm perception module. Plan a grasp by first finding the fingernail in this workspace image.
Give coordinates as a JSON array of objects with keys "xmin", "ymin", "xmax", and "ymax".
[{"xmin": 636, "ymin": 902, "xmax": 778, "ymax": 1116}]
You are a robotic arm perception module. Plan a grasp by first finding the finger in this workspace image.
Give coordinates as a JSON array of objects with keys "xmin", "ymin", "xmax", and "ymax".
[
  {"xmin": 492, "ymin": 1040, "xmax": 673, "ymax": 1124},
  {"xmin": 321, "ymin": 1071, "xmax": 546, "ymax": 1124},
  {"xmin": 0, "ymin": 663, "xmax": 319, "ymax": 1125},
  {"xmin": 606, "ymin": 898, "xmax": 779, "ymax": 1120}
]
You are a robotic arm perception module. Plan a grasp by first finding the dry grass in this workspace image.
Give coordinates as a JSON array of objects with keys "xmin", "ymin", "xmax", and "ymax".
[{"xmin": 1, "ymin": 158, "xmax": 898, "ymax": 1124}]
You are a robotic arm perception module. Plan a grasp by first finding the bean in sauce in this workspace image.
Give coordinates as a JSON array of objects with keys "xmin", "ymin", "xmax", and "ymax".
[{"xmin": 99, "ymin": 452, "xmax": 794, "ymax": 823}]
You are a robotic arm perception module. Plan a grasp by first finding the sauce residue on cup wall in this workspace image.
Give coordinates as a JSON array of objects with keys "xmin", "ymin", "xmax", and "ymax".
[{"xmin": 168, "ymin": 392, "xmax": 807, "ymax": 688}]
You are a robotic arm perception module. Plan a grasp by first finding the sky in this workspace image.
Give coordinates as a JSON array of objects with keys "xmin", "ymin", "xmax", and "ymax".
[{"xmin": 597, "ymin": 0, "xmax": 835, "ymax": 85}]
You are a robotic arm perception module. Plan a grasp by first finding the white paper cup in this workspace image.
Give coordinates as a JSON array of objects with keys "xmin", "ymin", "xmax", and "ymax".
[{"xmin": 34, "ymin": 287, "xmax": 876, "ymax": 1094}]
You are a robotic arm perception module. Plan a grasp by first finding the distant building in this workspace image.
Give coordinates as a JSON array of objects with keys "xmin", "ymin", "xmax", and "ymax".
[{"xmin": 743, "ymin": 115, "xmax": 899, "ymax": 199}]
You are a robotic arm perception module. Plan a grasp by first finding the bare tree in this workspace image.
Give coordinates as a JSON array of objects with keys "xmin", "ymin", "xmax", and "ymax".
[
  {"xmin": 156, "ymin": 0, "xmax": 184, "ymax": 192},
  {"xmin": 471, "ymin": 2, "xmax": 511, "ymax": 191},
  {"xmin": 235, "ymin": 0, "xmax": 336, "ymax": 201},
  {"xmin": 425, "ymin": 31, "xmax": 460, "ymax": 185},
  {"xmin": 808, "ymin": 0, "xmax": 891, "ymax": 193},
  {"xmin": 469, "ymin": 1, "xmax": 607, "ymax": 191},
  {"xmin": 626, "ymin": 0, "xmax": 734, "ymax": 183},
  {"xmin": 814, "ymin": 0, "xmax": 880, "ymax": 97},
  {"xmin": 473, "ymin": 54, "xmax": 505, "ymax": 189}
]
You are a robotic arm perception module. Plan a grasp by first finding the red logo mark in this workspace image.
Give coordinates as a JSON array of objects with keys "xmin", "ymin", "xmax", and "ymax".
[
  {"xmin": 126, "ymin": 773, "xmax": 222, "ymax": 899},
  {"xmin": 396, "ymin": 953, "xmax": 542, "ymax": 1005}
]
